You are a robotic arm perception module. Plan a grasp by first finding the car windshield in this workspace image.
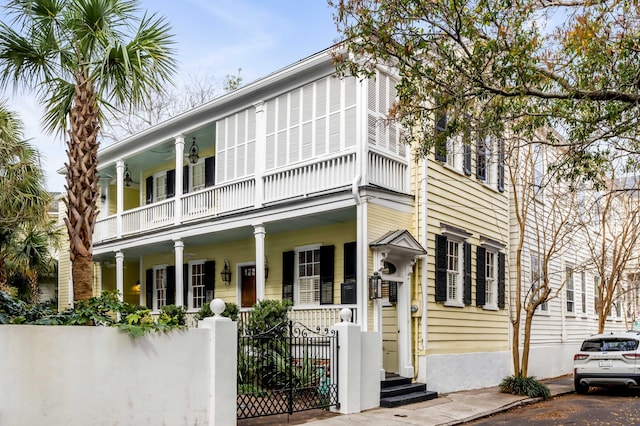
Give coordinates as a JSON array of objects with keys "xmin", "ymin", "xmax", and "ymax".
[{"xmin": 580, "ymin": 338, "xmax": 639, "ymax": 352}]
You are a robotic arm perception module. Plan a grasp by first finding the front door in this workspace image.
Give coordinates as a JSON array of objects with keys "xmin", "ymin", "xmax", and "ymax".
[
  {"xmin": 382, "ymin": 303, "xmax": 399, "ymax": 374},
  {"xmin": 240, "ymin": 265, "xmax": 256, "ymax": 308}
]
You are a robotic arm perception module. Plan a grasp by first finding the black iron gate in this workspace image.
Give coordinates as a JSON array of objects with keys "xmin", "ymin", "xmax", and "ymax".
[{"xmin": 237, "ymin": 320, "xmax": 339, "ymax": 419}]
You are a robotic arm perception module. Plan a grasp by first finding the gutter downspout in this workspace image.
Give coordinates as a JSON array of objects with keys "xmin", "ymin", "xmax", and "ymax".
[{"xmin": 421, "ymin": 158, "xmax": 429, "ymax": 351}]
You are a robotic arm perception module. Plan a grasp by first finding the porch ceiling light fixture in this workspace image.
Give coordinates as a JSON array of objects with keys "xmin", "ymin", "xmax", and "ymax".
[
  {"xmin": 221, "ymin": 259, "xmax": 232, "ymax": 285},
  {"xmin": 188, "ymin": 137, "xmax": 200, "ymax": 164},
  {"xmin": 369, "ymin": 271, "xmax": 382, "ymax": 299},
  {"xmin": 123, "ymin": 163, "xmax": 133, "ymax": 187}
]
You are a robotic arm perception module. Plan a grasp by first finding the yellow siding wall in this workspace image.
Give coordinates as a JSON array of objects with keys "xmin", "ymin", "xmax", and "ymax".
[
  {"xmin": 367, "ymin": 202, "xmax": 414, "ymax": 331},
  {"xmin": 139, "ymin": 220, "xmax": 356, "ymax": 308},
  {"xmin": 424, "ymin": 156, "xmax": 510, "ymax": 355}
]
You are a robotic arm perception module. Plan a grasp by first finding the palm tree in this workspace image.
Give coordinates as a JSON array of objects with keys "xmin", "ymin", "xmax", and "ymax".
[
  {"xmin": 0, "ymin": 104, "xmax": 51, "ymax": 292},
  {"xmin": 8, "ymin": 222, "xmax": 61, "ymax": 303},
  {"xmin": 0, "ymin": 0, "xmax": 177, "ymax": 301}
]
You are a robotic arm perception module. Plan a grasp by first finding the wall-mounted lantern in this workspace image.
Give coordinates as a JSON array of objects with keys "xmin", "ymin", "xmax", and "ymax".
[
  {"xmin": 369, "ymin": 271, "xmax": 382, "ymax": 299},
  {"xmin": 221, "ymin": 259, "xmax": 232, "ymax": 285}
]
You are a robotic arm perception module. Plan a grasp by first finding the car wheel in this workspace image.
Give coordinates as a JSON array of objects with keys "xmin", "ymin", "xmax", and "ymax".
[{"xmin": 574, "ymin": 379, "xmax": 589, "ymax": 395}]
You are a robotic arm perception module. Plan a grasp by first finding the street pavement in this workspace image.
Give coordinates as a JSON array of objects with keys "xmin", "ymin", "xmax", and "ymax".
[{"xmin": 301, "ymin": 376, "xmax": 575, "ymax": 426}]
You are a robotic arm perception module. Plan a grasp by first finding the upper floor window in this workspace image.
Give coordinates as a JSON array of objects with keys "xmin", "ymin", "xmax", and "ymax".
[
  {"xmin": 533, "ymin": 144, "xmax": 544, "ymax": 199},
  {"xmin": 191, "ymin": 160, "xmax": 205, "ymax": 191},
  {"xmin": 155, "ymin": 172, "xmax": 167, "ymax": 201},
  {"xmin": 531, "ymin": 252, "xmax": 547, "ymax": 311},
  {"xmin": 566, "ymin": 264, "xmax": 575, "ymax": 313}
]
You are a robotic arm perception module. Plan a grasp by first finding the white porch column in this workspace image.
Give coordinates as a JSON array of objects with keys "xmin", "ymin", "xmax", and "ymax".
[
  {"xmin": 116, "ymin": 160, "xmax": 124, "ymax": 238},
  {"xmin": 357, "ymin": 200, "xmax": 369, "ymax": 332},
  {"xmin": 254, "ymin": 223, "xmax": 266, "ymax": 301},
  {"xmin": 174, "ymin": 135, "xmax": 185, "ymax": 226},
  {"xmin": 254, "ymin": 102, "xmax": 265, "ymax": 208},
  {"xmin": 174, "ymin": 239, "xmax": 185, "ymax": 307},
  {"xmin": 115, "ymin": 251, "xmax": 124, "ymax": 302}
]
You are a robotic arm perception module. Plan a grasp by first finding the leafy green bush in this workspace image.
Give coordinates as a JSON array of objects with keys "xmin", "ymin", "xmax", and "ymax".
[
  {"xmin": 196, "ymin": 301, "xmax": 239, "ymax": 321},
  {"xmin": 499, "ymin": 375, "xmax": 551, "ymax": 399},
  {"xmin": 0, "ymin": 289, "xmax": 185, "ymax": 337},
  {"xmin": 246, "ymin": 299, "xmax": 292, "ymax": 336}
]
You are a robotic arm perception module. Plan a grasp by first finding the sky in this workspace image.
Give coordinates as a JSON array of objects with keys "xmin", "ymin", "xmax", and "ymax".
[{"xmin": 4, "ymin": 0, "xmax": 340, "ymax": 193}]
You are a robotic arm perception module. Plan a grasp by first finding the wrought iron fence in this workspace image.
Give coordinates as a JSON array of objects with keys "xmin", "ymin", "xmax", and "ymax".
[{"xmin": 237, "ymin": 320, "xmax": 339, "ymax": 419}]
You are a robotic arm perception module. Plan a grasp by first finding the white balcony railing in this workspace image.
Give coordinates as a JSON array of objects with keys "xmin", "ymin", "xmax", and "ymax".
[
  {"xmin": 368, "ymin": 149, "xmax": 409, "ymax": 193},
  {"xmin": 263, "ymin": 153, "xmax": 356, "ymax": 203},
  {"xmin": 237, "ymin": 305, "xmax": 358, "ymax": 333}
]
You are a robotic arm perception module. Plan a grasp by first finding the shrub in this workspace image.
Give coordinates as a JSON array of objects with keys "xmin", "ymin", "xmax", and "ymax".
[
  {"xmin": 246, "ymin": 299, "xmax": 292, "ymax": 336},
  {"xmin": 499, "ymin": 375, "xmax": 551, "ymax": 399},
  {"xmin": 160, "ymin": 304, "xmax": 187, "ymax": 326}
]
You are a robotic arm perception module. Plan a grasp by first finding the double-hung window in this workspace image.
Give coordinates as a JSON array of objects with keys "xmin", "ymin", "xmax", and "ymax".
[
  {"xmin": 189, "ymin": 261, "xmax": 206, "ymax": 309},
  {"xmin": 485, "ymin": 250, "xmax": 497, "ymax": 307},
  {"xmin": 446, "ymin": 240, "xmax": 462, "ymax": 304},
  {"xmin": 566, "ymin": 264, "xmax": 575, "ymax": 313},
  {"xmin": 154, "ymin": 172, "xmax": 167, "ymax": 202},
  {"xmin": 154, "ymin": 266, "xmax": 167, "ymax": 310},
  {"xmin": 191, "ymin": 160, "xmax": 205, "ymax": 192},
  {"xmin": 435, "ymin": 226, "xmax": 472, "ymax": 307},
  {"xmin": 580, "ymin": 271, "xmax": 587, "ymax": 315},
  {"xmin": 297, "ymin": 246, "xmax": 321, "ymax": 305},
  {"xmin": 531, "ymin": 253, "xmax": 547, "ymax": 311}
]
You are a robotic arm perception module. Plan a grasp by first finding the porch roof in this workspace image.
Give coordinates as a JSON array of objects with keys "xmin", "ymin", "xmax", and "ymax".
[{"xmin": 369, "ymin": 229, "xmax": 426, "ymax": 256}]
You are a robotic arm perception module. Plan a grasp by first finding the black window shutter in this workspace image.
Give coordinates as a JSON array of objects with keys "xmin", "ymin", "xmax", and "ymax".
[
  {"xmin": 205, "ymin": 156, "xmax": 215, "ymax": 187},
  {"xmin": 463, "ymin": 242, "xmax": 472, "ymax": 305},
  {"xmin": 145, "ymin": 176, "xmax": 153, "ymax": 204},
  {"xmin": 204, "ymin": 261, "xmax": 215, "ymax": 303},
  {"xmin": 145, "ymin": 268, "xmax": 153, "ymax": 309},
  {"xmin": 183, "ymin": 165, "xmax": 189, "ymax": 194},
  {"xmin": 166, "ymin": 169, "xmax": 176, "ymax": 199},
  {"xmin": 435, "ymin": 234, "xmax": 448, "ymax": 302},
  {"xmin": 343, "ymin": 241, "xmax": 357, "ymax": 281},
  {"xmin": 183, "ymin": 263, "xmax": 189, "ymax": 308},
  {"xmin": 498, "ymin": 252, "xmax": 506, "ymax": 309},
  {"xmin": 166, "ymin": 266, "xmax": 176, "ymax": 306},
  {"xmin": 282, "ymin": 251, "xmax": 294, "ymax": 302},
  {"xmin": 476, "ymin": 246, "xmax": 486, "ymax": 307},
  {"xmin": 320, "ymin": 245, "xmax": 335, "ymax": 305},
  {"xmin": 497, "ymin": 139, "xmax": 505, "ymax": 193}
]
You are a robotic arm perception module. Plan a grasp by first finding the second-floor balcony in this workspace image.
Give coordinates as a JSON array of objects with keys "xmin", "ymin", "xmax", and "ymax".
[{"xmin": 95, "ymin": 148, "xmax": 408, "ymax": 243}]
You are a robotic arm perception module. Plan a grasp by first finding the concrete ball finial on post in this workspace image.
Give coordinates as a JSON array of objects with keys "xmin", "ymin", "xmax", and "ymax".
[
  {"xmin": 339, "ymin": 307, "xmax": 352, "ymax": 323},
  {"xmin": 210, "ymin": 299, "xmax": 226, "ymax": 317}
]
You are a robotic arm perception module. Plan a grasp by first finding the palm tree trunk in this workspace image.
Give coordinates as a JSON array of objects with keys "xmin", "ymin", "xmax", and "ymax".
[{"xmin": 64, "ymin": 71, "xmax": 100, "ymax": 302}]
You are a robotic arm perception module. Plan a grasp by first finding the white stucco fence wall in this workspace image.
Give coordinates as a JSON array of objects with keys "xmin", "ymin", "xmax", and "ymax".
[
  {"xmin": 526, "ymin": 342, "xmax": 581, "ymax": 379},
  {"xmin": 0, "ymin": 314, "xmax": 237, "ymax": 426},
  {"xmin": 420, "ymin": 351, "xmax": 512, "ymax": 394}
]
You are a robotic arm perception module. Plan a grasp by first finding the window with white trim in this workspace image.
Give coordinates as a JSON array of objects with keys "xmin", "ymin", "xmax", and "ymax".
[
  {"xmin": 594, "ymin": 275, "xmax": 601, "ymax": 314},
  {"xmin": 579, "ymin": 271, "xmax": 587, "ymax": 314},
  {"xmin": 531, "ymin": 253, "xmax": 547, "ymax": 311},
  {"xmin": 447, "ymin": 240, "xmax": 462, "ymax": 304},
  {"xmin": 297, "ymin": 247, "xmax": 321, "ymax": 305},
  {"xmin": 154, "ymin": 172, "xmax": 167, "ymax": 202},
  {"xmin": 191, "ymin": 160, "xmax": 205, "ymax": 192},
  {"xmin": 566, "ymin": 264, "xmax": 575, "ymax": 313},
  {"xmin": 533, "ymin": 144, "xmax": 544, "ymax": 199},
  {"xmin": 485, "ymin": 250, "xmax": 497, "ymax": 308},
  {"xmin": 190, "ymin": 261, "xmax": 205, "ymax": 309},
  {"xmin": 154, "ymin": 266, "xmax": 167, "ymax": 310}
]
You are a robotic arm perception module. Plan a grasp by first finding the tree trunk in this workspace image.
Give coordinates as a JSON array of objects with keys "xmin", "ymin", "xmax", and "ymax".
[
  {"xmin": 28, "ymin": 274, "xmax": 39, "ymax": 304},
  {"xmin": 521, "ymin": 309, "xmax": 535, "ymax": 377},
  {"xmin": 64, "ymin": 71, "xmax": 100, "ymax": 302}
]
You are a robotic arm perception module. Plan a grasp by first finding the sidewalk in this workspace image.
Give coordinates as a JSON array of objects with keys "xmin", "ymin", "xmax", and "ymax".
[{"xmin": 301, "ymin": 376, "xmax": 575, "ymax": 426}]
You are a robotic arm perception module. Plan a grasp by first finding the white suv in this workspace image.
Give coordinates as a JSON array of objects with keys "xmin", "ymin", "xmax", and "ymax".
[{"xmin": 573, "ymin": 331, "xmax": 640, "ymax": 394}]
